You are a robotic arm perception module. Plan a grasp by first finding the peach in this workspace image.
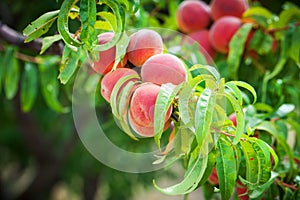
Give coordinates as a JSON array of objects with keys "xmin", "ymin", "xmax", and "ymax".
[
  {"xmin": 208, "ymin": 167, "xmax": 219, "ymax": 185},
  {"xmin": 209, "ymin": 16, "xmax": 242, "ymax": 54},
  {"xmin": 126, "ymin": 29, "xmax": 164, "ymax": 67},
  {"xmin": 129, "ymin": 83, "xmax": 172, "ymax": 137},
  {"xmin": 141, "ymin": 54, "xmax": 187, "ymax": 85},
  {"xmin": 182, "ymin": 30, "xmax": 215, "ymax": 62},
  {"xmin": 100, "ymin": 68, "xmax": 139, "ymax": 102},
  {"xmin": 228, "ymin": 113, "xmax": 237, "ymax": 127},
  {"xmin": 93, "ymin": 32, "xmax": 127, "ymax": 75},
  {"xmin": 176, "ymin": 0, "xmax": 211, "ymax": 33},
  {"xmin": 210, "ymin": 0, "xmax": 248, "ymax": 21}
]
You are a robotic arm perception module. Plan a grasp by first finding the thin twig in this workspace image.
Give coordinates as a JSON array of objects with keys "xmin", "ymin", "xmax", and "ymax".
[{"xmin": 274, "ymin": 179, "xmax": 298, "ymax": 191}]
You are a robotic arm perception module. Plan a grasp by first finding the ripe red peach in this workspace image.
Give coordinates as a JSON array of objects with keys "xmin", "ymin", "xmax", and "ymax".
[
  {"xmin": 129, "ymin": 83, "xmax": 172, "ymax": 137},
  {"xmin": 176, "ymin": 0, "xmax": 211, "ymax": 33},
  {"xmin": 100, "ymin": 68, "xmax": 139, "ymax": 102},
  {"xmin": 126, "ymin": 29, "xmax": 164, "ymax": 67},
  {"xmin": 208, "ymin": 167, "xmax": 219, "ymax": 185},
  {"xmin": 228, "ymin": 113, "xmax": 237, "ymax": 126},
  {"xmin": 209, "ymin": 16, "xmax": 242, "ymax": 54},
  {"xmin": 93, "ymin": 32, "xmax": 127, "ymax": 75},
  {"xmin": 236, "ymin": 180, "xmax": 249, "ymax": 200},
  {"xmin": 182, "ymin": 30, "xmax": 215, "ymax": 62},
  {"xmin": 210, "ymin": 0, "xmax": 248, "ymax": 21},
  {"xmin": 141, "ymin": 54, "xmax": 187, "ymax": 85}
]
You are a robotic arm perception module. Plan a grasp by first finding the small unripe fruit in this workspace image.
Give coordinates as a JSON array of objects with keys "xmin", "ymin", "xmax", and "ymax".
[
  {"xmin": 228, "ymin": 113, "xmax": 237, "ymax": 126},
  {"xmin": 126, "ymin": 29, "xmax": 164, "ymax": 67},
  {"xmin": 176, "ymin": 0, "xmax": 211, "ymax": 33},
  {"xmin": 209, "ymin": 16, "xmax": 242, "ymax": 54},
  {"xmin": 210, "ymin": 0, "xmax": 248, "ymax": 21},
  {"xmin": 93, "ymin": 32, "xmax": 127, "ymax": 74},
  {"xmin": 101, "ymin": 68, "xmax": 139, "ymax": 102},
  {"xmin": 141, "ymin": 54, "xmax": 187, "ymax": 86}
]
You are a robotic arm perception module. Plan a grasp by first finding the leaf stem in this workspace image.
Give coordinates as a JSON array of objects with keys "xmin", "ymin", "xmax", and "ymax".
[
  {"xmin": 211, "ymin": 128, "xmax": 247, "ymax": 141},
  {"xmin": 265, "ymin": 21, "xmax": 300, "ymax": 34},
  {"xmin": 274, "ymin": 179, "xmax": 298, "ymax": 191}
]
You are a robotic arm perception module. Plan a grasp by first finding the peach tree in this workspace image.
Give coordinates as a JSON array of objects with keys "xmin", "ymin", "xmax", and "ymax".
[{"xmin": 1, "ymin": 0, "xmax": 299, "ymax": 199}]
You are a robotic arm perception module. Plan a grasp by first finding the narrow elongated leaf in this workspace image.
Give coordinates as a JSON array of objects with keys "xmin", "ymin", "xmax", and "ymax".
[
  {"xmin": 93, "ymin": 0, "xmax": 125, "ymax": 51},
  {"xmin": 228, "ymin": 23, "xmax": 253, "ymax": 78},
  {"xmin": 243, "ymin": 6, "xmax": 273, "ymax": 19},
  {"xmin": 57, "ymin": 0, "xmax": 82, "ymax": 50},
  {"xmin": 189, "ymin": 64, "xmax": 220, "ymax": 80},
  {"xmin": 251, "ymin": 139, "xmax": 272, "ymax": 183},
  {"xmin": 223, "ymin": 92, "xmax": 245, "ymax": 144},
  {"xmin": 229, "ymin": 81, "xmax": 257, "ymax": 103},
  {"xmin": 113, "ymin": 33, "xmax": 129, "ymax": 70},
  {"xmin": 21, "ymin": 62, "xmax": 38, "ymax": 112},
  {"xmin": 194, "ymin": 88, "xmax": 216, "ymax": 148},
  {"xmin": 58, "ymin": 47, "xmax": 81, "ymax": 84},
  {"xmin": 225, "ymin": 82, "xmax": 243, "ymax": 105},
  {"xmin": 216, "ymin": 137, "xmax": 237, "ymax": 200},
  {"xmin": 110, "ymin": 74, "xmax": 140, "ymax": 118},
  {"xmin": 117, "ymin": 80, "xmax": 138, "ymax": 140},
  {"xmin": 0, "ymin": 53, "xmax": 4, "ymax": 94},
  {"xmin": 290, "ymin": 26, "xmax": 300, "ymax": 64},
  {"xmin": 4, "ymin": 47, "xmax": 19, "ymax": 99},
  {"xmin": 154, "ymin": 83, "xmax": 183, "ymax": 149},
  {"xmin": 39, "ymin": 56, "xmax": 69, "ymax": 113},
  {"xmin": 80, "ymin": 0, "xmax": 97, "ymax": 47},
  {"xmin": 249, "ymin": 171, "xmax": 278, "ymax": 198},
  {"xmin": 240, "ymin": 140, "xmax": 259, "ymax": 184},
  {"xmin": 23, "ymin": 10, "xmax": 59, "ymax": 42},
  {"xmin": 94, "ymin": 20, "xmax": 113, "ymax": 30},
  {"xmin": 97, "ymin": 11, "xmax": 117, "ymax": 31},
  {"xmin": 153, "ymin": 144, "xmax": 208, "ymax": 195},
  {"xmin": 174, "ymin": 126, "xmax": 194, "ymax": 156},
  {"xmin": 40, "ymin": 34, "xmax": 62, "ymax": 54}
]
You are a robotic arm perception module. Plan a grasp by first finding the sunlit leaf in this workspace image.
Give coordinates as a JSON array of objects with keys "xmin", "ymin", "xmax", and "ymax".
[
  {"xmin": 153, "ymin": 144, "xmax": 208, "ymax": 195},
  {"xmin": 57, "ymin": 0, "xmax": 82, "ymax": 50},
  {"xmin": 216, "ymin": 137, "xmax": 237, "ymax": 200},
  {"xmin": 23, "ymin": 10, "xmax": 59, "ymax": 42},
  {"xmin": 58, "ymin": 46, "xmax": 81, "ymax": 84},
  {"xmin": 40, "ymin": 34, "xmax": 62, "ymax": 54},
  {"xmin": 80, "ymin": 0, "xmax": 97, "ymax": 47},
  {"xmin": 290, "ymin": 26, "xmax": 300, "ymax": 64},
  {"xmin": 154, "ymin": 83, "xmax": 183, "ymax": 149},
  {"xmin": 194, "ymin": 88, "xmax": 216, "ymax": 148},
  {"xmin": 228, "ymin": 23, "xmax": 253, "ymax": 79},
  {"xmin": 229, "ymin": 81, "xmax": 257, "ymax": 104}
]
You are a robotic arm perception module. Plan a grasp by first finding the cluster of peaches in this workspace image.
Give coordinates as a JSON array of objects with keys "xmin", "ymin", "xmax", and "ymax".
[
  {"xmin": 177, "ymin": 0, "xmax": 276, "ymax": 60},
  {"xmin": 92, "ymin": 29, "xmax": 187, "ymax": 137}
]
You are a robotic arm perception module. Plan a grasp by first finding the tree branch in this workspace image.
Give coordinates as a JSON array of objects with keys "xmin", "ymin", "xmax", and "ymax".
[{"xmin": 0, "ymin": 22, "xmax": 63, "ymax": 55}]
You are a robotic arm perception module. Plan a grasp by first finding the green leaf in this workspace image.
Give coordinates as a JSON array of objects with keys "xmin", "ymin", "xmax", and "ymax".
[
  {"xmin": 189, "ymin": 64, "xmax": 220, "ymax": 81},
  {"xmin": 40, "ymin": 34, "xmax": 62, "ymax": 54},
  {"xmin": 117, "ymin": 80, "xmax": 138, "ymax": 140},
  {"xmin": 0, "ymin": 53, "xmax": 4, "ymax": 94},
  {"xmin": 4, "ymin": 47, "xmax": 19, "ymax": 99},
  {"xmin": 223, "ymin": 92, "xmax": 245, "ymax": 144},
  {"xmin": 229, "ymin": 81, "xmax": 257, "ymax": 104},
  {"xmin": 225, "ymin": 82, "xmax": 243, "ymax": 105},
  {"xmin": 94, "ymin": 20, "xmax": 113, "ymax": 30},
  {"xmin": 290, "ymin": 26, "xmax": 300, "ymax": 65},
  {"xmin": 174, "ymin": 126, "xmax": 194, "ymax": 156},
  {"xmin": 249, "ymin": 171, "xmax": 278, "ymax": 198},
  {"xmin": 113, "ymin": 33, "xmax": 129, "ymax": 70},
  {"xmin": 93, "ymin": 0, "xmax": 125, "ymax": 51},
  {"xmin": 58, "ymin": 46, "xmax": 81, "ymax": 84},
  {"xmin": 154, "ymin": 83, "xmax": 183, "ymax": 149},
  {"xmin": 57, "ymin": 0, "xmax": 82, "ymax": 50},
  {"xmin": 240, "ymin": 140, "xmax": 259, "ymax": 185},
  {"xmin": 97, "ymin": 11, "xmax": 117, "ymax": 31},
  {"xmin": 153, "ymin": 144, "xmax": 208, "ymax": 195},
  {"xmin": 80, "ymin": 0, "xmax": 97, "ymax": 47},
  {"xmin": 243, "ymin": 6, "xmax": 273, "ymax": 19},
  {"xmin": 23, "ymin": 10, "xmax": 59, "ymax": 42},
  {"xmin": 216, "ymin": 137, "xmax": 237, "ymax": 200},
  {"xmin": 110, "ymin": 73, "xmax": 140, "ymax": 118},
  {"xmin": 21, "ymin": 62, "xmax": 38, "ymax": 112},
  {"xmin": 228, "ymin": 23, "xmax": 253, "ymax": 79},
  {"xmin": 251, "ymin": 139, "xmax": 272, "ymax": 183},
  {"xmin": 39, "ymin": 56, "xmax": 69, "ymax": 113}
]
